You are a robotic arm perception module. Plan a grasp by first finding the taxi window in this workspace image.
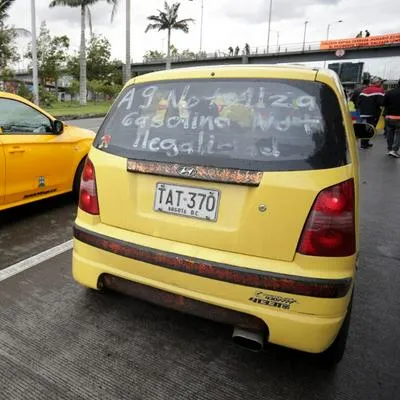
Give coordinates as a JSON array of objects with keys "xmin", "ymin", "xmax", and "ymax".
[
  {"xmin": 0, "ymin": 98, "xmax": 53, "ymax": 134},
  {"xmin": 95, "ymin": 79, "xmax": 348, "ymax": 171}
]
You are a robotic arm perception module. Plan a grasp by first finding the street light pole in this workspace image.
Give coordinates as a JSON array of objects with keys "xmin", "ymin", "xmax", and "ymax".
[
  {"xmin": 302, "ymin": 21, "xmax": 308, "ymax": 52},
  {"xmin": 324, "ymin": 19, "xmax": 343, "ymax": 68},
  {"xmin": 30, "ymin": 0, "xmax": 39, "ymax": 105},
  {"xmin": 125, "ymin": 0, "xmax": 131, "ymax": 83},
  {"xmin": 189, "ymin": 0, "xmax": 204, "ymax": 53},
  {"xmin": 199, "ymin": 0, "xmax": 204, "ymax": 53},
  {"xmin": 326, "ymin": 24, "xmax": 331, "ymax": 41},
  {"xmin": 266, "ymin": 0, "xmax": 272, "ymax": 53},
  {"xmin": 327, "ymin": 19, "xmax": 343, "ymax": 40}
]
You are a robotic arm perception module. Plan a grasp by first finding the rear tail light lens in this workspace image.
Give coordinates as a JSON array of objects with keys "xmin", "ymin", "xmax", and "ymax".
[
  {"xmin": 297, "ymin": 179, "xmax": 355, "ymax": 257},
  {"xmin": 79, "ymin": 158, "xmax": 99, "ymax": 215}
]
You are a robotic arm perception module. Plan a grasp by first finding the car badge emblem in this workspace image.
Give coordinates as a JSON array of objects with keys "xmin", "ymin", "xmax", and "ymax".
[
  {"xmin": 176, "ymin": 166, "xmax": 197, "ymax": 177},
  {"xmin": 38, "ymin": 176, "xmax": 45, "ymax": 187}
]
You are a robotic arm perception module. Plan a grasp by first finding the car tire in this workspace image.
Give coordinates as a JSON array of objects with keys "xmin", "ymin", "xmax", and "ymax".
[{"xmin": 73, "ymin": 158, "xmax": 86, "ymax": 202}]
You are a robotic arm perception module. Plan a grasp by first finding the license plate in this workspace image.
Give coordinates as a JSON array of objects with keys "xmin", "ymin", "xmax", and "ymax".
[{"xmin": 154, "ymin": 183, "xmax": 220, "ymax": 221}]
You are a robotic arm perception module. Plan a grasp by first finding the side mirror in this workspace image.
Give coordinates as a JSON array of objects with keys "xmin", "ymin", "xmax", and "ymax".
[
  {"xmin": 53, "ymin": 120, "xmax": 64, "ymax": 135},
  {"xmin": 353, "ymin": 123, "xmax": 375, "ymax": 139}
]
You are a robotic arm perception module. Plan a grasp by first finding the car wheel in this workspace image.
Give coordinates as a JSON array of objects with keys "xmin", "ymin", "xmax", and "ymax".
[
  {"xmin": 73, "ymin": 158, "xmax": 86, "ymax": 202},
  {"xmin": 319, "ymin": 291, "xmax": 353, "ymax": 367}
]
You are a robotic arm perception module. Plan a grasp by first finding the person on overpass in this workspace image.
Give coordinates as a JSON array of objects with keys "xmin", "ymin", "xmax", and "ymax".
[
  {"xmin": 382, "ymin": 79, "xmax": 400, "ymax": 158},
  {"xmin": 365, "ymin": 30, "xmax": 371, "ymax": 37},
  {"xmin": 358, "ymin": 77, "xmax": 385, "ymax": 149}
]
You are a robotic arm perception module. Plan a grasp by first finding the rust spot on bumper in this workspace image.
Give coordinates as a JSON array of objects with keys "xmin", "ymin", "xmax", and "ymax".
[
  {"xmin": 127, "ymin": 159, "xmax": 263, "ymax": 186},
  {"xmin": 74, "ymin": 225, "xmax": 352, "ymax": 299},
  {"xmin": 101, "ymin": 274, "xmax": 266, "ymax": 331}
]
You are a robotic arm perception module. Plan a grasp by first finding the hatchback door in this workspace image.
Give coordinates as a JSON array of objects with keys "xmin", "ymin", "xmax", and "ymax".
[{"xmin": 91, "ymin": 76, "xmax": 350, "ymax": 262}]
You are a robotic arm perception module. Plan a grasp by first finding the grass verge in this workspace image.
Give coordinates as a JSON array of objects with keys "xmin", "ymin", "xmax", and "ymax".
[{"xmin": 43, "ymin": 101, "xmax": 112, "ymax": 118}]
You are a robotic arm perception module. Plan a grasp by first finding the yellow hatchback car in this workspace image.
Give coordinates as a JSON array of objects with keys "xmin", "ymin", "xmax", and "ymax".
[
  {"xmin": 0, "ymin": 92, "xmax": 95, "ymax": 211},
  {"xmin": 73, "ymin": 65, "xmax": 373, "ymax": 365}
]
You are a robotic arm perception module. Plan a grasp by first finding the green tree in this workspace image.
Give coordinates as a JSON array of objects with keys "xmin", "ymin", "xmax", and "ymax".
[
  {"xmin": 49, "ymin": 0, "xmax": 117, "ymax": 105},
  {"xmin": 108, "ymin": 59, "xmax": 123, "ymax": 86},
  {"xmin": 65, "ymin": 79, "xmax": 80, "ymax": 98},
  {"xmin": 88, "ymin": 79, "xmax": 121, "ymax": 101},
  {"xmin": 16, "ymin": 82, "xmax": 33, "ymax": 101},
  {"xmin": 67, "ymin": 34, "xmax": 121, "ymax": 84},
  {"xmin": 86, "ymin": 34, "xmax": 112, "ymax": 82},
  {"xmin": 145, "ymin": 2, "xmax": 194, "ymax": 69},
  {"xmin": 0, "ymin": 0, "xmax": 20, "ymax": 75},
  {"xmin": 180, "ymin": 48, "xmax": 196, "ymax": 59},
  {"xmin": 143, "ymin": 49, "xmax": 165, "ymax": 62},
  {"xmin": 26, "ymin": 22, "xmax": 70, "ymax": 89},
  {"xmin": 0, "ymin": 28, "xmax": 18, "ymax": 74}
]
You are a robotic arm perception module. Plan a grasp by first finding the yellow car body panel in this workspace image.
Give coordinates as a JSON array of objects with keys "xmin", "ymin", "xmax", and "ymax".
[
  {"xmin": 73, "ymin": 65, "xmax": 360, "ymax": 354},
  {"xmin": 0, "ymin": 92, "xmax": 95, "ymax": 211}
]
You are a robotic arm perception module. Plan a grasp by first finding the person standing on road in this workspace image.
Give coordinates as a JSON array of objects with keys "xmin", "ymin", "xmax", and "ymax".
[
  {"xmin": 358, "ymin": 77, "xmax": 385, "ymax": 149},
  {"xmin": 350, "ymin": 79, "xmax": 369, "ymax": 108},
  {"xmin": 382, "ymin": 79, "xmax": 400, "ymax": 158}
]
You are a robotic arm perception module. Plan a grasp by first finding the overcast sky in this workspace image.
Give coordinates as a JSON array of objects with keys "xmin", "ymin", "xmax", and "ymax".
[{"xmin": 7, "ymin": 0, "xmax": 400, "ymax": 79}]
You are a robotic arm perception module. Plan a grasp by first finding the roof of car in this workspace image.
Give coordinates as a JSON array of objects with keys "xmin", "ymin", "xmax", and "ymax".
[{"xmin": 128, "ymin": 64, "xmax": 337, "ymax": 86}]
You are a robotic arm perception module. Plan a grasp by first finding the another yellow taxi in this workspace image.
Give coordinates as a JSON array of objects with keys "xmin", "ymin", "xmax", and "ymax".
[
  {"xmin": 0, "ymin": 92, "xmax": 95, "ymax": 211},
  {"xmin": 72, "ymin": 65, "xmax": 374, "ymax": 365}
]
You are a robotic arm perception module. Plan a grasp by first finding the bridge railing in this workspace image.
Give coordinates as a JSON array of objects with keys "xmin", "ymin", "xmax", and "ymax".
[{"xmin": 142, "ymin": 41, "xmax": 324, "ymax": 64}]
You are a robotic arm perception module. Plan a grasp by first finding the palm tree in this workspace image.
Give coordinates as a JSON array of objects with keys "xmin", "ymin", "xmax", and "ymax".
[
  {"xmin": 0, "ymin": 0, "xmax": 29, "ymax": 34},
  {"xmin": 110, "ymin": 0, "xmax": 131, "ymax": 84},
  {"xmin": 49, "ymin": 0, "xmax": 116, "ymax": 105},
  {"xmin": 145, "ymin": 2, "xmax": 194, "ymax": 69},
  {"xmin": 0, "ymin": 0, "xmax": 15, "ymax": 28}
]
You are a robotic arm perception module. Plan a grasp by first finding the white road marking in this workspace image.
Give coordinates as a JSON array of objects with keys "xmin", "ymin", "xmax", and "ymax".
[{"xmin": 0, "ymin": 240, "xmax": 73, "ymax": 282}]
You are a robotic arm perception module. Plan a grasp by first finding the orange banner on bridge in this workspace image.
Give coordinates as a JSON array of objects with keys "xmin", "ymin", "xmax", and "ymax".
[{"xmin": 320, "ymin": 33, "xmax": 400, "ymax": 50}]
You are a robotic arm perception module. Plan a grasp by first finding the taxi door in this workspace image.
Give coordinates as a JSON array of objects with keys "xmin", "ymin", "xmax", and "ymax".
[
  {"xmin": 0, "ymin": 129, "xmax": 5, "ymax": 205},
  {"xmin": 0, "ymin": 98, "xmax": 72, "ymax": 205}
]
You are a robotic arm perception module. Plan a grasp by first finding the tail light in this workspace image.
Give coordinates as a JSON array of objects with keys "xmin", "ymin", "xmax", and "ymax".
[
  {"xmin": 79, "ymin": 158, "xmax": 99, "ymax": 215},
  {"xmin": 297, "ymin": 179, "xmax": 355, "ymax": 257}
]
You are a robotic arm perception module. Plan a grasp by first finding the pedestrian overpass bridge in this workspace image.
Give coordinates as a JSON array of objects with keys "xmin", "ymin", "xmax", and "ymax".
[
  {"xmin": 130, "ymin": 42, "xmax": 400, "ymax": 75},
  {"xmin": 13, "ymin": 40, "xmax": 400, "ymax": 82}
]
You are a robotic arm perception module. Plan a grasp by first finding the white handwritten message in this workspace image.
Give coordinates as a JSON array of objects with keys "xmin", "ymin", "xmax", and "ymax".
[{"xmin": 113, "ymin": 82, "xmax": 323, "ymax": 159}]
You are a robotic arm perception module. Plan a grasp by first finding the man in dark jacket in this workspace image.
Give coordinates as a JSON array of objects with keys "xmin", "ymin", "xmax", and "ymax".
[
  {"xmin": 383, "ymin": 79, "xmax": 400, "ymax": 158},
  {"xmin": 351, "ymin": 79, "xmax": 369, "ymax": 109},
  {"xmin": 358, "ymin": 77, "xmax": 385, "ymax": 149}
]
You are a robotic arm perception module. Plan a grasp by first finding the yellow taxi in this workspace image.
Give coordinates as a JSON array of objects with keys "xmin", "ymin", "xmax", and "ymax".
[
  {"xmin": 72, "ymin": 65, "xmax": 374, "ymax": 365},
  {"xmin": 0, "ymin": 92, "xmax": 95, "ymax": 211}
]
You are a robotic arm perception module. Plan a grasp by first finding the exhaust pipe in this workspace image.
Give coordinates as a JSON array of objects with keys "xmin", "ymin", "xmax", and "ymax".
[{"xmin": 232, "ymin": 327, "xmax": 265, "ymax": 352}]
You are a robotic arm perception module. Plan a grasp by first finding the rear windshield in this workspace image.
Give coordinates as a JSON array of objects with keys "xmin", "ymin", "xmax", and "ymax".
[{"xmin": 95, "ymin": 78, "xmax": 348, "ymax": 171}]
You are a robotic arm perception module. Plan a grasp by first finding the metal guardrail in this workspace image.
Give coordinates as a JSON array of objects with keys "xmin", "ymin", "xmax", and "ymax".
[
  {"xmin": 140, "ymin": 40, "xmax": 400, "ymax": 64},
  {"xmin": 142, "ymin": 41, "xmax": 326, "ymax": 64}
]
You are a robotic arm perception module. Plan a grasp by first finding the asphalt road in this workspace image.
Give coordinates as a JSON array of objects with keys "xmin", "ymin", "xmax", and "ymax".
[{"xmin": 0, "ymin": 125, "xmax": 399, "ymax": 400}]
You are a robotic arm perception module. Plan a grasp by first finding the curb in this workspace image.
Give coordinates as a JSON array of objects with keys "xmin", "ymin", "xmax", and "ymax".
[{"xmin": 54, "ymin": 113, "xmax": 107, "ymax": 121}]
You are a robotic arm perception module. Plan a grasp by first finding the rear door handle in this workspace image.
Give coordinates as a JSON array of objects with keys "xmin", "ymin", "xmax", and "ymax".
[{"xmin": 8, "ymin": 147, "xmax": 25, "ymax": 154}]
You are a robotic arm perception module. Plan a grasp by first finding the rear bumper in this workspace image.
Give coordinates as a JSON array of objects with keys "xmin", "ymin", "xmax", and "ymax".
[{"xmin": 73, "ymin": 223, "xmax": 354, "ymax": 353}]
